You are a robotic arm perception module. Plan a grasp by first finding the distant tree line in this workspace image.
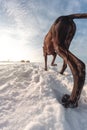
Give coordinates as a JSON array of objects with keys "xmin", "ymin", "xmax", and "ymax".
[{"xmin": 21, "ymin": 60, "xmax": 30, "ymax": 63}]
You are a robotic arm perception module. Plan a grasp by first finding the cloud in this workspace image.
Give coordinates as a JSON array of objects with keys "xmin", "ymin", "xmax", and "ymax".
[
  {"xmin": 0, "ymin": 0, "xmax": 87, "ymax": 62},
  {"xmin": 64, "ymin": 0, "xmax": 81, "ymax": 14},
  {"xmin": 2, "ymin": 0, "xmax": 26, "ymax": 28}
]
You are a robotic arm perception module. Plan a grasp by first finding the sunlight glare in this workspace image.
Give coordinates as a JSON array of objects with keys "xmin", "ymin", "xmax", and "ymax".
[{"xmin": 0, "ymin": 33, "xmax": 28, "ymax": 61}]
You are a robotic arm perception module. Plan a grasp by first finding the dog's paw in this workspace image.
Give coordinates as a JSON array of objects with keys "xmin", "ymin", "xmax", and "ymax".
[
  {"xmin": 51, "ymin": 63, "xmax": 57, "ymax": 66},
  {"xmin": 45, "ymin": 68, "xmax": 47, "ymax": 71},
  {"xmin": 62, "ymin": 94, "xmax": 70, "ymax": 103},
  {"xmin": 61, "ymin": 94, "xmax": 78, "ymax": 108}
]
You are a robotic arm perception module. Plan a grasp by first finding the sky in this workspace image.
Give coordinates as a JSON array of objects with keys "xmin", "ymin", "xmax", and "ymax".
[{"xmin": 0, "ymin": 0, "xmax": 87, "ymax": 63}]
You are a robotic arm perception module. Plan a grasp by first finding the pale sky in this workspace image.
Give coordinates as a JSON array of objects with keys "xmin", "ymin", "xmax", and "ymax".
[{"xmin": 0, "ymin": 0, "xmax": 87, "ymax": 62}]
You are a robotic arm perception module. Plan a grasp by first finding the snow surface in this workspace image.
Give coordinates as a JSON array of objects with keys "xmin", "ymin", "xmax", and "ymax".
[{"xmin": 0, "ymin": 62, "xmax": 87, "ymax": 130}]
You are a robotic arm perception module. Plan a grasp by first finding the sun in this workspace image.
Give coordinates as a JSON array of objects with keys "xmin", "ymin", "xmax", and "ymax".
[
  {"xmin": 0, "ymin": 28, "xmax": 43, "ymax": 62},
  {"xmin": 0, "ymin": 33, "xmax": 28, "ymax": 61}
]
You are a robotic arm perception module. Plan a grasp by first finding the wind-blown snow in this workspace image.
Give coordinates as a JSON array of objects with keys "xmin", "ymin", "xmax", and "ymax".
[{"xmin": 0, "ymin": 62, "xmax": 87, "ymax": 130}]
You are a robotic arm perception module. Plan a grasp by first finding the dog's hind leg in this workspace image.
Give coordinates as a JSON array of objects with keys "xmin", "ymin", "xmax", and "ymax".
[
  {"xmin": 56, "ymin": 46, "xmax": 85, "ymax": 108},
  {"xmin": 59, "ymin": 19, "xmax": 76, "ymax": 75},
  {"xmin": 60, "ymin": 60, "xmax": 67, "ymax": 74}
]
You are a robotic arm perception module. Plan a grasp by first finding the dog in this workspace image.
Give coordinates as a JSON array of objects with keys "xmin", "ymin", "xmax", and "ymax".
[
  {"xmin": 43, "ymin": 16, "xmax": 75, "ymax": 74},
  {"xmin": 43, "ymin": 14, "xmax": 87, "ymax": 108}
]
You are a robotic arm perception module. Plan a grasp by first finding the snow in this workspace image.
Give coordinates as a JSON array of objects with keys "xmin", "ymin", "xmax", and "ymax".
[{"xmin": 0, "ymin": 62, "xmax": 87, "ymax": 130}]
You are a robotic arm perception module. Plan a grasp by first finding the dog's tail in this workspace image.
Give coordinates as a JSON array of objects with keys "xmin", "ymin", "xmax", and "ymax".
[{"xmin": 68, "ymin": 13, "xmax": 87, "ymax": 19}]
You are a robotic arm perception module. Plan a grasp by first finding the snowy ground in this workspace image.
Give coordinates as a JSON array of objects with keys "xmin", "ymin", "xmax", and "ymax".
[{"xmin": 0, "ymin": 62, "xmax": 87, "ymax": 130}]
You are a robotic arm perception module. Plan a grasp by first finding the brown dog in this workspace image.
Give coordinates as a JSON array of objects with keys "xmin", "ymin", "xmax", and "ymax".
[
  {"xmin": 43, "ymin": 14, "xmax": 87, "ymax": 108},
  {"xmin": 43, "ymin": 16, "xmax": 75, "ymax": 74}
]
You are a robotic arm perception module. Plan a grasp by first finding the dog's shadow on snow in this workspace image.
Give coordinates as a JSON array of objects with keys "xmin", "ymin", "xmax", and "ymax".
[
  {"xmin": 50, "ymin": 78, "xmax": 70, "ymax": 104},
  {"xmin": 51, "ymin": 81, "xmax": 87, "ymax": 110},
  {"xmin": 52, "ymin": 88, "xmax": 63, "ymax": 104}
]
